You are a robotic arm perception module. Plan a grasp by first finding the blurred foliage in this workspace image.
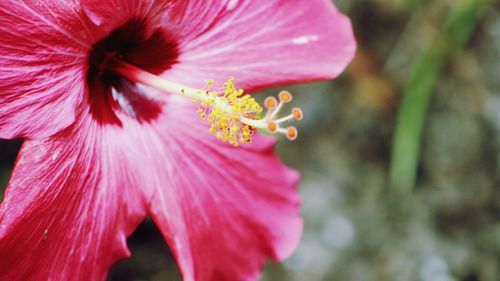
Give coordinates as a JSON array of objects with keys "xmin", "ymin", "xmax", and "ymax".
[
  {"xmin": 1, "ymin": 0, "xmax": 500, "ymax": 281},
  {"xmin": 390, "ymin": 0, "xmax": 489, "ymax": 192}
]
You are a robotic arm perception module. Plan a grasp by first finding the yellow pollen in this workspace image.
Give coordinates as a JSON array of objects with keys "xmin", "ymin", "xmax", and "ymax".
[
  {"xmin": 196, "ymin": 78, "xmax": 263, "ymax": 147},
  {"xmin": 193, "ymin": 80, "xmax": 304, "ymax": 145}
]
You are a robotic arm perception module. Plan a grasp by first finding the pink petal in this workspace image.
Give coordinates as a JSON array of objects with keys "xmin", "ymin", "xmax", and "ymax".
[
  {"xmin": 145, "ymin": 97, "xmax": 303, "ymax": 281},
  {"xmin": 162, "ymin": 0, "xmax": 356, "ymax": 90},
  {"xmin": 80, "ymin": 0, "xmax": 169, "ymax": 33},
  {"xmin": 1, "ymin": 93, "xmax": 302, "ymax": 281},
  {"xmin": 0, "ymin": 111, "xmax": 151, "ymax": 280},
  {"xmin": 0, "ymin": 0, "xmax": 99, "ymax": 139}
]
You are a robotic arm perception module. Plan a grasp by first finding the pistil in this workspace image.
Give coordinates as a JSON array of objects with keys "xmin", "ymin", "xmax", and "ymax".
[{"xmin": 110, "ymin": 58, "xmax": 303, "ymax": 146}]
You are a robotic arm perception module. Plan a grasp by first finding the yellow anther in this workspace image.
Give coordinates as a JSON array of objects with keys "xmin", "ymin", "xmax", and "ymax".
[
  {"xmin": 292, "ymin": 107, "xmax": 303, "ymax": 120},
  {"xmin": 264, "ymin": 96, "xmax": 278, "ymax": 109},
  {"xmin": 194, "ymin": 79, "xmax": 302, "ymax": 145},
  {"xmin": 279, "ymin": 91, "xmax": 293, "ymax": 103},
  {"xmin": 196, "ymin": 78, "xmax": 262, "ymax": 147},
  {"xmin": 286, "ymin": 127, "xmax": 298, "ymax": 141}
]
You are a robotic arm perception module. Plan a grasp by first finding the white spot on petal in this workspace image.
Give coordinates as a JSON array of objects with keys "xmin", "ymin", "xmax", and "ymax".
[
  {"xmin": 292, "ymin": 35, "xmax": 319, "ymax": 45},
  {"xmin": 227, "ymin": 0, "xmax": 239, "ymax": 10},
  {"xmin": 112, "ymin": 88, "xmax": 135, "ymax": 118},
  {"xmin": 51, "ymin": 149, "xmax": 61, "ymax": 161}
]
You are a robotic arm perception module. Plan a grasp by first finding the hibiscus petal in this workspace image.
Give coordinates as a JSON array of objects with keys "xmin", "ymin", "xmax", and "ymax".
[
  {"xmin": 163, "ymin": 0, "xmax": 356, "ymax": 90},
  {"xmin": 81, "ymin": 0, "xmax": 170, "ymax": 34},
  {"xmin": 0, "ymin": 111, "xmax": 150, "ymax": 281},
  {"xmin": 146, "ymin": 96, "xmax": 302, "ymax": 281},
  {"xmin": 0, "ymin": 0, "xmax": 97, "ymax": 139}
]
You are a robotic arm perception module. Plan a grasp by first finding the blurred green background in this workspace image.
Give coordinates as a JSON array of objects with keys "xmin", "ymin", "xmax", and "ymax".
[{"xmin": 1, "ymin": 0, "xmax": 499, "ymax": 280}]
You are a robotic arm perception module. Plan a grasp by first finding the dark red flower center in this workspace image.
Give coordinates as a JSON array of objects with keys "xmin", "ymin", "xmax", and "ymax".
[{"xmin": 87, "ymin": 18, "xmax": 179, "ymax": 124}]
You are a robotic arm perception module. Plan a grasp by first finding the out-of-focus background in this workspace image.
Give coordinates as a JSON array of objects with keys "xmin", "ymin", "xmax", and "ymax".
[{"xmin": 1, "ymin": 0, "xmax": 499, "ymax": 280}]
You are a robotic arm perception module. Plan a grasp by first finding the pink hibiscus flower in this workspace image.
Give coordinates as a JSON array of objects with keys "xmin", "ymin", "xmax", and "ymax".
[{"xmin": 0, "ymin": 0, "xmax": 355, "ymax": 280}]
